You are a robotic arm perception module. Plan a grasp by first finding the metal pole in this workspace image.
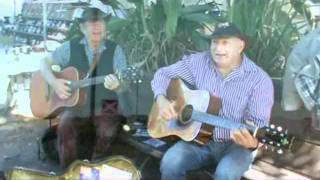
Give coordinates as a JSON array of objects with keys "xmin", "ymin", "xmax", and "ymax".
[
  {"xmin": 13, "ymin": 0, "xmax": 16, "ymax": 18},
  {"xmin": 42, "ymin": 0, "xmax": 47, "ymax": 50}
]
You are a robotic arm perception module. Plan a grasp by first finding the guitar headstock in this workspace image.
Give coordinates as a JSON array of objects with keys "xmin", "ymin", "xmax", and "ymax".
[
  {"xmin": 256, "ymin": 124, "xmax": 295, "ymax": 154},
  {"xmin": 118, "ymin": 66, "xmax": 143, "ymax": 84}
]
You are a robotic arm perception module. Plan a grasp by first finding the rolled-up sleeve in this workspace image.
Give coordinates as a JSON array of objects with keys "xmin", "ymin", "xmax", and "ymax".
[
  {"xmin": 113, "ymin": 45, "xmax": 127, "ymax": 72},
  {"xmin": 246, "ymin": 76, "xmax": 274, "ymax": 128},
  {"xmin": 113, "ymin": 45, "xmax": 129, "ymax": 92},
  {"xmin": 51, "ymin": 41, "xmax": 71, "ymax": 68},
  {"xmin": 151, "ymin": 55, "xmax": 196, "ymax": 98}
]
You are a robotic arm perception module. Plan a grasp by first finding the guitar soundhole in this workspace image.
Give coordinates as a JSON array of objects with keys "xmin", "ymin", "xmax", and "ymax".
[
  {"xmin": 102, "ymin": 100, "xmax": 118, "ymax": 115},
  {"xmin": 180, "ymin": 104, "xmax": 193, "ymax": 124}
]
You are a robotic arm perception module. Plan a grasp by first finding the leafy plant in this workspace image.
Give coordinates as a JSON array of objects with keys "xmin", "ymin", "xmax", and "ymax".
[
  {"xmin": 107, "ymin": 0, "xmax": 220, "ymax": 72},
  {"xmin": 227, "ymin": 0, "xmax": 312, "ymax": 77}
]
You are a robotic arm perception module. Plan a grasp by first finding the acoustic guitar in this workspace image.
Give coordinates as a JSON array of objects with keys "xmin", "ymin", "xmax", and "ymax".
[
  {"xmin": 5, "ymin": 155, "xmax": 141, "ymax": 180},
  {"xmin": 147, "ymin": 79, "xmax": 295, "ymax": 153},
  {"xmin": 30, "ymin": 66, "xmax": 141, "ymax": 119}
]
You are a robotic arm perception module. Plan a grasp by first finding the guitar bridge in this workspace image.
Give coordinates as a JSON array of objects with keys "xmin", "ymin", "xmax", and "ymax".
[{"xmin": 199, "ymin": 128, "xmax": 213, "ymax": 135}]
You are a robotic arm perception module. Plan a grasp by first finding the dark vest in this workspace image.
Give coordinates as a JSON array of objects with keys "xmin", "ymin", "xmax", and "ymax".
[{"xmin": 69, "ymin": 37, "xmax": 117, "ymax": 117}]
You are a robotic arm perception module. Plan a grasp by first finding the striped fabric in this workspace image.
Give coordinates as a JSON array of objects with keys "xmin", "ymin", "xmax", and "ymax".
[{"xmin": 151, "ymin": 51, "xmax": 274, "ymax": 142}]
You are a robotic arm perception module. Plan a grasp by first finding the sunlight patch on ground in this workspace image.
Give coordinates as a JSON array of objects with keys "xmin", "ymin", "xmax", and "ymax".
[{"xmin": 0, "ymin": 117, "xmax": 7, "ymax": 125}]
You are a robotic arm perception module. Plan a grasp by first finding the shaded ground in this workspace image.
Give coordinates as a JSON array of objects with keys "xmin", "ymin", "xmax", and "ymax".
[
  {"xmin": 0, "ymin": 111, "xmax": 162, "ymax": 179},
  {"xmin": 0, "ymin": 113, "xmax": 59, "ymax": 173},
  {"xmin": 0, "ymin": 78, "xmax": 320, "ymax": 179}
]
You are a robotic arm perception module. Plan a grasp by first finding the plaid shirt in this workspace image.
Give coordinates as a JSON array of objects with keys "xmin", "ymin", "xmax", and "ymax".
[
  {"xmin": 295, "ymin": 73, "xmax": 320, "ymax": 128},
  {"xmin": 295, "ymin": 74, "xmax": 320, "ymax": 109},
  {"xmin": 295, "ymin": 55, "xmax": 320, "ymax": 123}
]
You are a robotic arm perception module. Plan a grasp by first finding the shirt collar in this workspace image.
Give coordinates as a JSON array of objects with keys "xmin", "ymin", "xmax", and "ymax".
[{"xmin": 80, "ymin": 36, "xmax": 107, "ymax": 55}]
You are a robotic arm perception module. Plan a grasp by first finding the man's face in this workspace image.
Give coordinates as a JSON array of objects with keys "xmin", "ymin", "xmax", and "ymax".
[
  {"xmin": 81, "ymin": 19, "xmax": 107, "ymax": 43},
  {"xmin": 210, "ymin": 37, "xmax": 245, "ymax": 68}
]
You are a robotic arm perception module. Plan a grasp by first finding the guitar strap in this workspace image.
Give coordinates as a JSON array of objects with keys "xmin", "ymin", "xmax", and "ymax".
[
  {"xmin": 85, "ymin": 52, "xmax": 102, "ymax": 79},
  {"xmin": 87, "ymin": 53, "xmax": 102, "ymax": 117}
]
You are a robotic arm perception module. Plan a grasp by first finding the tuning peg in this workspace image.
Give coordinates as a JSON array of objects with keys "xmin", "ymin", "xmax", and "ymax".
[
  {"xmin": 261, "ymin": 139, "xmax": 266, "ymax": 143},
  {"xmin": 276, "ymin": 143, "xmax": 281, "ymax": 147},
  {"xmin": 270, "ymin": 124, "xmax": 275, "ymax": 129},
  {"xmin": 269, "ymin": 141, "xmax": 274, "ymax": 145},
  {"xmin": 277, "ymin": 126, "xmax": 283, "ymax": 132},
  {"xmin": 49, "ymin": 171, "xmax": 57, "ymax": 176},
  {"xmin": 276, "ymin": 149, "xmax": 284, "ymax": 154},
  {"xmin": 272, "ymin": 130, "xmax": 277, "ymax": 134},
  {"xmin": 270, "ymin": 146, "xmax": 275, "ymax": 151},
  {"xmin": 280, "ymin": 133, "xmax": 284, "ymax": 137},
  {"xmin": 138, "ymin": 79, "xmax": 142, "ymax": 83}
]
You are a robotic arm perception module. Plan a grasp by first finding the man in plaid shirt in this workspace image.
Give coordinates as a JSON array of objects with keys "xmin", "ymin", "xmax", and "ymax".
[{"xmin": 294, "ymin": 55, "xmax": 320, "ymax": 130}]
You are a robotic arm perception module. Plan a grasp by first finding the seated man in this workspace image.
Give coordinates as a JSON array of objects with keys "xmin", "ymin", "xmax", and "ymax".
[
  {"xmin": 282, "ymin": 28, "xmax": 320, "ymax": 130},
  {"xmin": 40, "ymin": 7, "xmax": 128, "ymax": 168},
  {"xmin": 151, "ymin": 23, "xmax": 274, "ymax": 180}
]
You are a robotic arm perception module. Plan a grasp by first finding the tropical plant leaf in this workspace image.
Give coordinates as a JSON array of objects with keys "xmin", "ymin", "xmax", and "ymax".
[
  {"xmin": 182, "ymin": 13, "xmax": 217, "ymax": 24},
  {"xmin": 126, "ymin": 0, "xmax": 143, "ymax": 4},
  {"xmin": 180, "ymin": 4, "xmax": 215, "ymax": 15},
  {"xmin": 162, "ymin": 0, "xmax": 181, "ymax": 39},
  {"xmin": 149, "ymin": 0, "xmax": 166, "ymax": 33},
  {"xmin": 290, "ymin": 0, "xmax": 312, "ymax": 24},
  {"xmin": 191, "ymin": 31, "xmax": 209, "ymax": 51},
  {"xmin": 107, "ymin": 18, "xmax": 131, "ymax": 32}
]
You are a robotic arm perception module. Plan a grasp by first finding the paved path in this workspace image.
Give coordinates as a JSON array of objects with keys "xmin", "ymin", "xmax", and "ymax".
[{"xmin": 0, "ymin": 114, "xmax": 59, "ymax": 173}]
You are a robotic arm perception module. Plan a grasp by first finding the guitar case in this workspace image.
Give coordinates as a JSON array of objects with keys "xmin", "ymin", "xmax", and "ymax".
[{"xmin": 6, "ymin": 155, "xmax": 141, "ymax": 180}]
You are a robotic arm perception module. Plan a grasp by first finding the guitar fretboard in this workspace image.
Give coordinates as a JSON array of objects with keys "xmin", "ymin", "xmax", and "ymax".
[
  {"xmin": 70, "ymin": 76, "xmax": 106, "ymax": 90},
  {"xmin": 190, "ymin": 110, "xmax": 257, "ymax": 133}
]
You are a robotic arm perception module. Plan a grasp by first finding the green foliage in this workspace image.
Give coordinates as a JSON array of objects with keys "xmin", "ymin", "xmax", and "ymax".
[
  {"xmin": 108, "ymin": 0, "xmax": 219, "ymax": 71},
  {"xmin": 65, "ymin": 20, "xmax": 82, "ymax": 40},
  {"xmin": 290, "ymin": 0, "xmax": 312, "ymax": 25},
  {"xmin": 227, "ymin": 0, "xmax": 306, "ymax": 76}
]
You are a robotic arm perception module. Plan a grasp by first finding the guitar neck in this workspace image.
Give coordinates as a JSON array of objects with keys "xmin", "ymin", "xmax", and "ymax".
[
  {"xmin": 71, "ymin": 76, "xmax": 105, "ymax": 90},
  {"xmin": 68, "ymin": 66, "xmax": 141, "ymax": 90},
  {"xmin": 190, "ymin": 110, "xmax": 257, "ymax": 133}
]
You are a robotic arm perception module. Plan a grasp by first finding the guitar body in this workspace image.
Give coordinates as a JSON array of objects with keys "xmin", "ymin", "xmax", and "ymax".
[
  {"xmin": 147, "ymin": 79, "xmax": 221, "ymax": 145},
  {"xmin": 30, "ymin": 67, "xmax": 85, "ymax": 119},
  {"xmin": 6, "ymin": 155, "xmax": 141, "ymax": 180},
  {"xmin": 30, "ymin": 66, "xmax": 142, "ymax": 119}
]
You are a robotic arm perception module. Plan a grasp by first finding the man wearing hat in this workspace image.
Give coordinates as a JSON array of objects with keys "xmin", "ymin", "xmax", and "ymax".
[
  {"xmin": 40, "ymin": 7, "xmax": 127, "ymax": 168},
  {"xmin": 151, "ymin": 22, "xmax": 274, "ymax": 179}
]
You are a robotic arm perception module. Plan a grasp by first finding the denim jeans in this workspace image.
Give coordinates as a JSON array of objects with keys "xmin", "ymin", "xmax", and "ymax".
[{"xmin": 160, "ymin": 140, "xmax": 254, "ymax": 180}]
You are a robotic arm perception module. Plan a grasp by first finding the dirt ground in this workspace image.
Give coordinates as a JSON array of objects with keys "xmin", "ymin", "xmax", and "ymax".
[
  {"xmin": 0, "ymin": 111, "xmax": 163, "ymax": 180},
  {"xmin": 0, "ymin": 113, "xmax": 60, "ymax": 173}
]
